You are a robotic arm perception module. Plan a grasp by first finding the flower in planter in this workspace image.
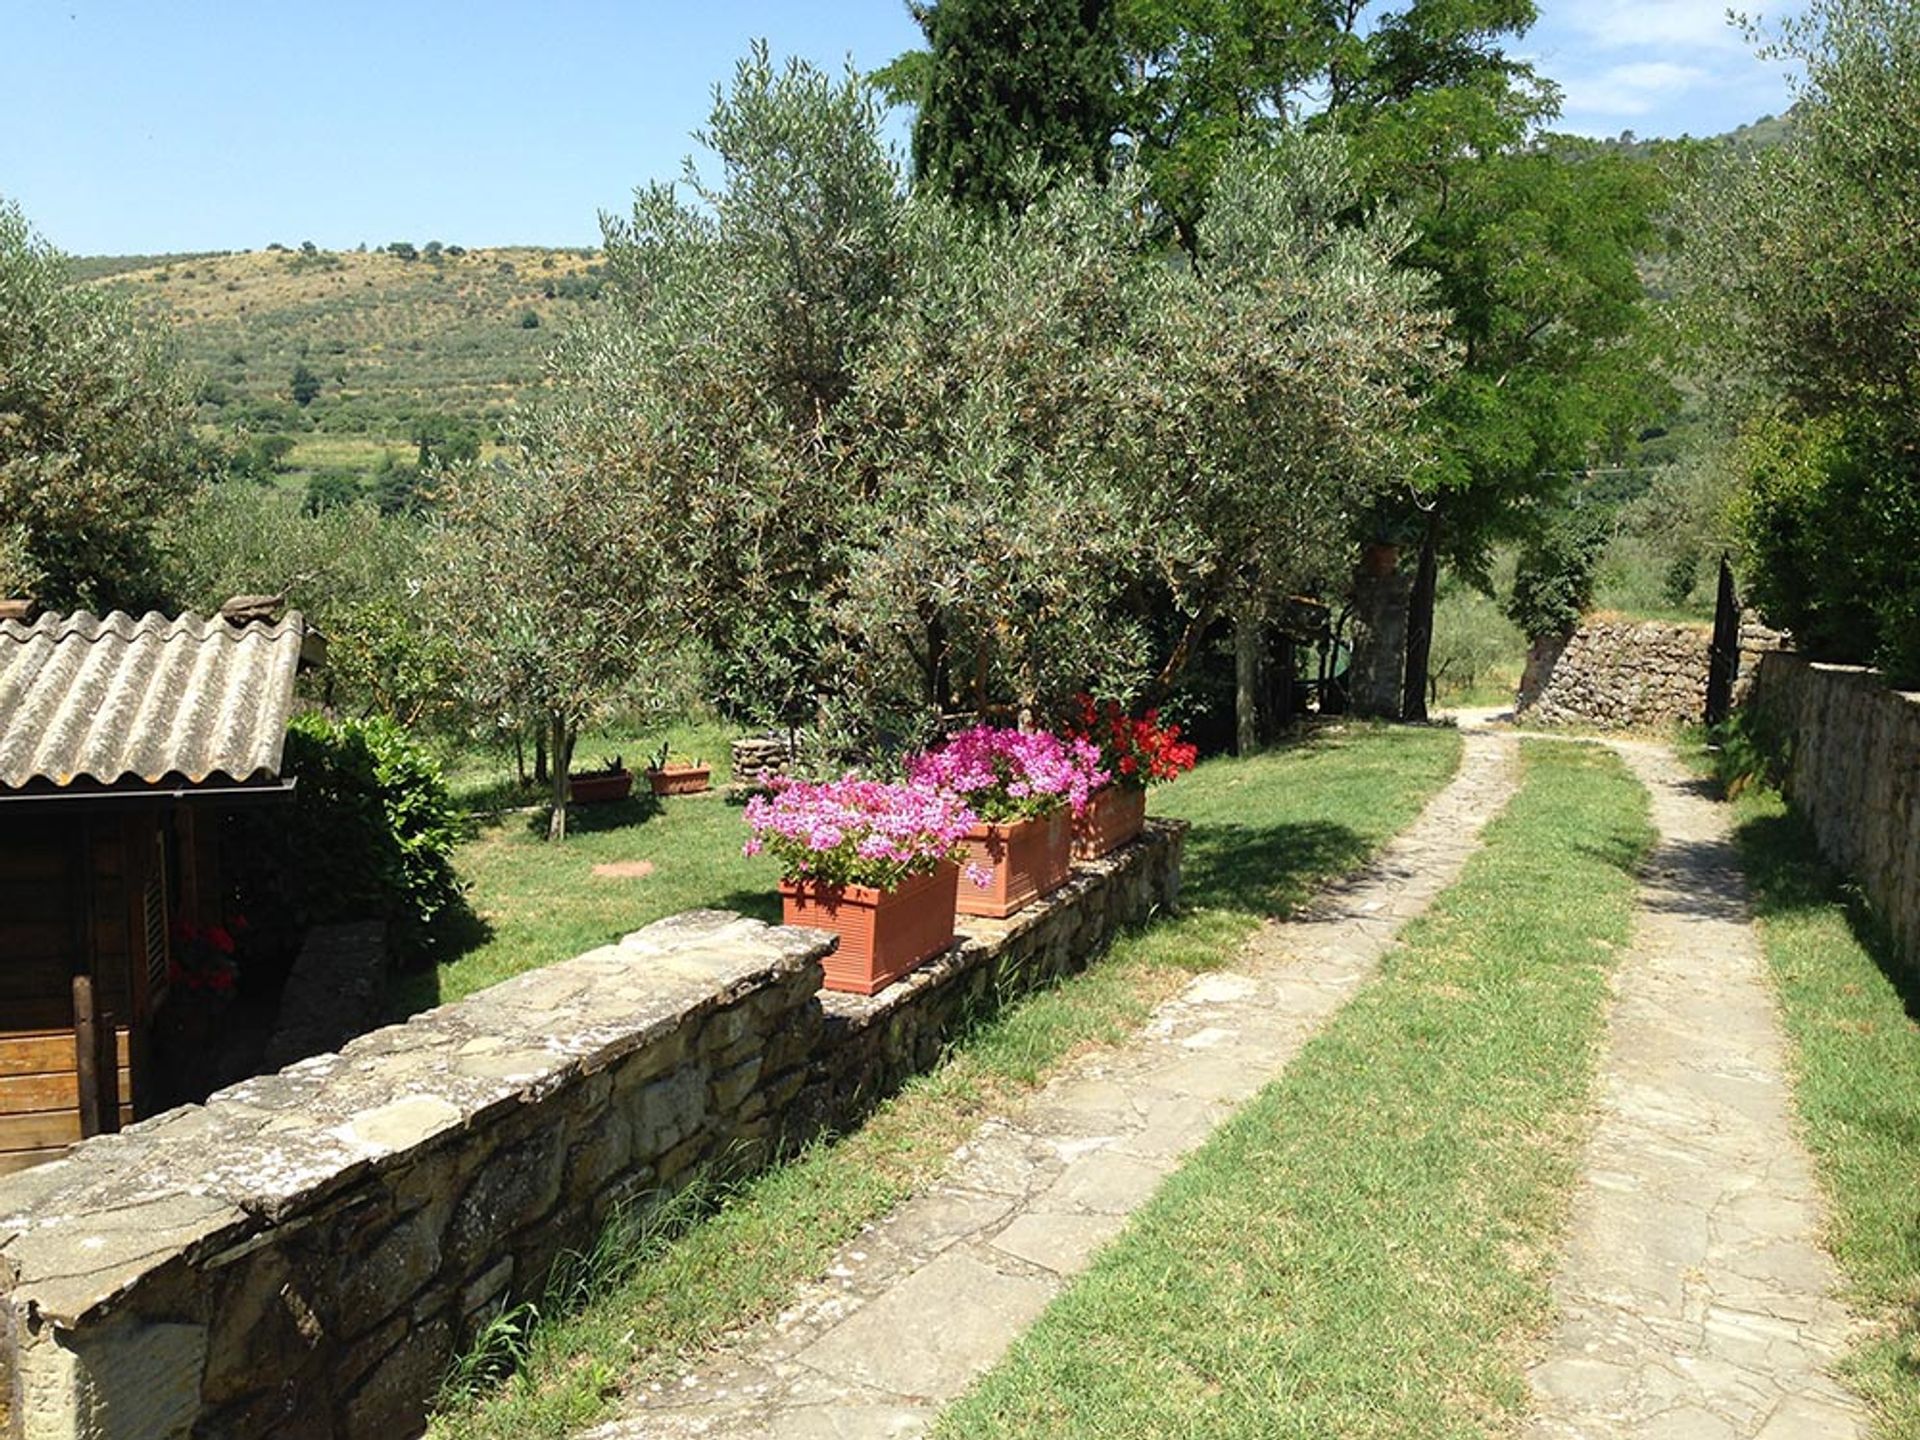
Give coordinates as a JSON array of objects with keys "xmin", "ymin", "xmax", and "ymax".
[
  {"xmin": 168, "ymin": 915, "xmax": 244, "ymax": 994},
  {"xmin": 904, "ymin": 725, "xmax": 1108, "ymax": 821},
  {"xmin": 1065, "ymin": 696, "xmax": 1199, "ymax": 789},
  {"xmin": 743, "ymin": 776, "xmax": 991, "ymax": 890}
]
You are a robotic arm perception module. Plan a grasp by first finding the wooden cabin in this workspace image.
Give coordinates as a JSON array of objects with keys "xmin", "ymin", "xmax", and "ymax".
[{"xmin": 0, "ymin": 607, "xmax": 316, "ymax": 1173}]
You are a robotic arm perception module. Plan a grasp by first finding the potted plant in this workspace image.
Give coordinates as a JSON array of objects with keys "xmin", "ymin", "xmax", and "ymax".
[
  {"xmin": 1063, "ymin": 696, "xmax": 1199, "ymax": 860},
  {"xmin": 646, "ymin": 741, "xmax": 712, "ymax": 796},
  {"xmin": 568, "ymin": 754, "xmax": 634, "ymax": 805},
  {"xmin": 904, "ymin": 725, "xmax": 1106, "ymax": 918},
  {"xmin": 744, "ymin": 777, "xmax": 988, "ymax": 994}
]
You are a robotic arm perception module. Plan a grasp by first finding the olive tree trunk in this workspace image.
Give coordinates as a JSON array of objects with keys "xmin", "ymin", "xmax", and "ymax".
[
  {"xmin": 1234, "ymin": 612, "xmax": 1262, "ymax": 755},
  {"xmin": 1400, "ymin": 519, "xmax": 1440, "ymax": 722},
  {"xmin": 546, "ymin": 714, "xmax": 576, "ymax": 842}
]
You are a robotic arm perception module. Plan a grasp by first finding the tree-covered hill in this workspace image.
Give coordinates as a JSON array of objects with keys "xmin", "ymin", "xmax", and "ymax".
[{"xmin": 79, "ymin": 243, "xmax": 605, "ymax": 448}]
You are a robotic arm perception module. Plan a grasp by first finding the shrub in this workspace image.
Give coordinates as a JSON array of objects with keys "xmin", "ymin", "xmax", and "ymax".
[
  {"xmin": 1729, "ymin": 411, "xmax": 1920, "ymax": 684},
  {"xmin": 275, "ymin": 713, "xmax": 465, "ymax": 966}
]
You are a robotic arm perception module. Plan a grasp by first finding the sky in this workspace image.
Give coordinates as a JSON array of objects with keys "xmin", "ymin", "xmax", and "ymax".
[{"xmin": 0, "ymin": 1, "xmax": 1805, "ymax": 257}]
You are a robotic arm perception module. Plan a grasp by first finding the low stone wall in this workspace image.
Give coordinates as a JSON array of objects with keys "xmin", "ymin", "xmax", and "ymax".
[
  {"xmin": 1517, "ymin": 615, "xmax": 1783, "ymax": 729},
  {"xmin": 1747, "ymin": 653, "xmax": 1920, "ymax": 972},
  {"xmin": 0, "ymin": 822, "xmax": 1184, "ymax": 1440}
]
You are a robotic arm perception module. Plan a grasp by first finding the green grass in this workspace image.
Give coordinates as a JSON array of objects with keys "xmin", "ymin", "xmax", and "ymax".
[
  {"xmin": 1707, "ymin": 772, "xmax": 1920, "ymax": 1435},
  {"xmin": 936, "ymin": 740, "xmax": 1653, "ymax": 1440},
  {"xmin": 392, "ymin": 722, "xmax": 750, "ymax": 1015},
  {"xmin": 424, "ymin": 723, "xmax": 1463, "ymax": 1440}
]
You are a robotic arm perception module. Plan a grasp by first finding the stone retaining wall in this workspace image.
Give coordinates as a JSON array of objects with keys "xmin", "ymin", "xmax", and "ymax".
[
  {"xmin": 0, "ymin": 822, "xmax": 1184, "ymax": 1440},
  {"xmin": 1517, "ymin": 615, "xmax": 1783, "ymax": 729},
  {"xmin": 1747, "ymin": 653, "xmax": 1920, "ymax": 972}
]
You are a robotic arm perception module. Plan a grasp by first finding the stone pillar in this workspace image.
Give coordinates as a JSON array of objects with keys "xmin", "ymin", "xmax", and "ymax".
[{"xmin": 1348, "ymin": 551, "xmax": 1414, "ymax": 720}]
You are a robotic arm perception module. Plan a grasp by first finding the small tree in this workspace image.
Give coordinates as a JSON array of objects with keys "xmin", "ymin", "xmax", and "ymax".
[
  {"xmin": 427, "ymin": 454, "xmax": 688, "ymax": 840},
  {"xmin": 290, "ymin": 362, "xmax": 323, "ymax": 406}
]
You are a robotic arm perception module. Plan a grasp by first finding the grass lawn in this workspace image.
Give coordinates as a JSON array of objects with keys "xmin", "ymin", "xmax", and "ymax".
[
  {"xmin": 936, "ymin": 740, "xmax": 1653, "ymax": 1440},
  {"xmin": 393, "ymin": 722, "xmax": 753, "ymax": 1016},
  {"xmin": 1708, "ymin": 772, "xmax": 1920, "ymax": 1435},
  {"xmin": 425, "ymin": 723, "xmax": 1463, "ymax": 1440}
]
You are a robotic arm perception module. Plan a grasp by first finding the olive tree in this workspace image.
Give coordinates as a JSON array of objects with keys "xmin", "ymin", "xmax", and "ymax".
[
  {"xmin": 0, "ymin": 197, "xmax": 211, "ymax": 608},
  {"xmin": 536, "ymin": 47, "xmax": 1446, "ymax": 762},
  {"xmin": 1677, "ymin": 0, "xmax": 1920, "ymax": 682},
  {"xmin": 426, "ymin": 453, "xmax": 692, "ymax": 840}
]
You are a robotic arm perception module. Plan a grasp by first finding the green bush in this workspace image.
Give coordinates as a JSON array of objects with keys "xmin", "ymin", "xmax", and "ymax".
[
  {"xmin": 1730, "ymin": 412, "xmax": 1920, "ymax": 684},
  {"xmin": 275, "ymin": 713, "xmax": 465, "ymax": 966}
]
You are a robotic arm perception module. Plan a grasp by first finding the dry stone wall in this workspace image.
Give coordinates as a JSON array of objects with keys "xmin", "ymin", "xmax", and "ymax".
[
  {"xmin": 1517, "ymin": 615, "xmax": 1783, "ymax": 729},
  {"xmin": 0, "ymin": 822, "xmax": 1184, "ymax": 1440},
  {"xmin": 1747, "ymin": 653, "xmax": 1920, "ymax": 973}
]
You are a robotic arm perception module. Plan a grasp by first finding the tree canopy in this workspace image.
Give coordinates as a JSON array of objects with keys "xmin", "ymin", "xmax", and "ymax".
[{"xmin": 1677, "ymin": 0, "xmax": 1920, "ymax": 682}]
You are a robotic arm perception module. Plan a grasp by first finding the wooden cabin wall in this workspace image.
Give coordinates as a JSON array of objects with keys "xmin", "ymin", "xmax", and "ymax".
[{"xmin": 0, "ymin": 812, "xmax": 149, "ymax": 1172}]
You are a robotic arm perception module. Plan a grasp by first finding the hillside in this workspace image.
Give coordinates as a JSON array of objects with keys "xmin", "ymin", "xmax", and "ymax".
[{"xmin": 88, "ymin": 244, "xmax": 607, "ymax": 460}]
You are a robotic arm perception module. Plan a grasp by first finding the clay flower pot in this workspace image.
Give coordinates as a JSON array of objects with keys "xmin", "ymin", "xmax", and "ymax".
[
  {"xmin": 956, "ymin": 809, "xmax": 1072, "ymax": 919},
  {"xmin": 568, "ymin": 769, "xmax": 634, "ymax": 804},
  {"xmin": 647, "ymin": 764, "xmax": 711, "ymax": 796},
  {"xmin": 1071, "ymin": 784, "xmax": 1147, "ymax": 861},
  {"xmin": 781, "ymin": 863, "xmax": 961, "ymax": 995}
]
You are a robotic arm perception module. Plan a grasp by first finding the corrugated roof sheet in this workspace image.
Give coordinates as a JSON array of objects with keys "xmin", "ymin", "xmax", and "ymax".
[{"xmin": 0, "ymin": 610, "xmax": 308, "ymax": 791}]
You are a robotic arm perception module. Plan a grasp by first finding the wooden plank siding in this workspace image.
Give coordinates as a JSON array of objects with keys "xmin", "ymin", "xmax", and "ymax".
[{"xmin": 0, "ymin": 812, "xmax": 159, "ymax": 1170}]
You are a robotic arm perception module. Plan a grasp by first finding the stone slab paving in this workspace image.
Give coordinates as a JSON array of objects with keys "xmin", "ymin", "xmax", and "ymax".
[
  {"xmin": 1520, "ymin": 740, "xmax": 1868, "ymax": 1440},
  {"xmin": 583, "ymin": 729, "xmax": 1520, "ymax": 1440}
]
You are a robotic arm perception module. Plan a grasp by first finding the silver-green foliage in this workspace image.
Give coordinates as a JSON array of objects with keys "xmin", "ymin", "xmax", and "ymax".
[
  {"xmin": 495, "ymin": 47, "xmax": 1448, "ymax": 752},
  {"xmin": 0, "ymin": 197, "xmax": 209, "ymax": 608}
]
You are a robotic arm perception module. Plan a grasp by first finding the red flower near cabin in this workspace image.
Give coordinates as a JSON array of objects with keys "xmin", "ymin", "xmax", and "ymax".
[{"xmin": 166, "ymin": 914, "xmax": 246, "ymax": 997}]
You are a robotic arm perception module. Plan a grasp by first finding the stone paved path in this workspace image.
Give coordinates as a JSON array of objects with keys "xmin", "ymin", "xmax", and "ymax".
[
  {"xmin": 1519, "ymin": 739, "xmax": 1868, "ymax": 1440},
  {"xmin": 584, "ymin": 729, "xmax": 1520, "ymax": 1440}
]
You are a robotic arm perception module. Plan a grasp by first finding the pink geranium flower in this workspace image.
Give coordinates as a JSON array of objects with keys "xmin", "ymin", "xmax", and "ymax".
[
  {"xmin": 904, "ymin": 726, "xmax": 1108, "ymax": 822},
  {"xmin": 744, "ymin": 775, "xmax": 985, "ymax": 890}
]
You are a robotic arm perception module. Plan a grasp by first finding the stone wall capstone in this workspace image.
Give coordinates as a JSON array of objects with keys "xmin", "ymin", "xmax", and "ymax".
[
  {"xmin": 0, "ymin": 822, "xmax": 1185, "ymax": 1440},
  {"xmin": 1516, "ymin": 615, "xmax": 1784, "ymax": 729},
  {"xmin": 1747, "ymin": 652, "xmax": 1920, "ymax": 973}
]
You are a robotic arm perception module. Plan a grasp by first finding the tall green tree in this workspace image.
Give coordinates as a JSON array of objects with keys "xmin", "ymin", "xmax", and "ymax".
[
  {"xmin": 0, "ymin": 198, "xmax": 212, "ymax": 609},
  {"xmin": 901, "ymin": 0, "xmax": 1123, "ymax": 212}
]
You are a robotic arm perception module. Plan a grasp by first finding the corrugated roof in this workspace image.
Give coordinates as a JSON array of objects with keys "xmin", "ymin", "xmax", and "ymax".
[{"xmin": 0, "ymin": 610, "xmax": 308, "ymax": 791}]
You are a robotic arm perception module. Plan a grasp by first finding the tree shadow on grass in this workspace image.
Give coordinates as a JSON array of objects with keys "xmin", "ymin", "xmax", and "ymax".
[
  {"xmin": 517, "ymin": 793, "xmax": 665, "ymax": 839},
  {"xmin": 1736, "ymin": 807, "xmax": 1920, "ymax": 1028},
  {"xmin": 1181, "ymin": 819, "xmax": 1372, "ymax": 918}
]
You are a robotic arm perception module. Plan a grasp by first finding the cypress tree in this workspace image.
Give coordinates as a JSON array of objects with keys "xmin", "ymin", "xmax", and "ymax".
[{"xmin": 909, "ymin": 0, "xmax": 1122, "ymax": 212}]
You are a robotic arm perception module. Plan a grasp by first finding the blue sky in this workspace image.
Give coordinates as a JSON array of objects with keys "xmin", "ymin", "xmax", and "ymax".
[{"xmin": 0, "ymin": 1, "xmax": 1802, "ymax": 256}]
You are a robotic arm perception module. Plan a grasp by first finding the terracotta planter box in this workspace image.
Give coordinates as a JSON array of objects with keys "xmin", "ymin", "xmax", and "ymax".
[
  {"xmin": 1072, "ymin": 785, "xmax": 1148, "ymax": 861},
  {"xmin": 781, "ymin": 864, "xmax": 961, "ymax": 995},
  {"xmin": 647, "ymin": 765, "xmax": 711, "ymax": 796},
  {"xmin": 956, "ymin": 810, "xmax": 1071, "ymax": 919},
  {"xmin": 567, "ymin": 770, "xmax": 634, "ymax": 804}
]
